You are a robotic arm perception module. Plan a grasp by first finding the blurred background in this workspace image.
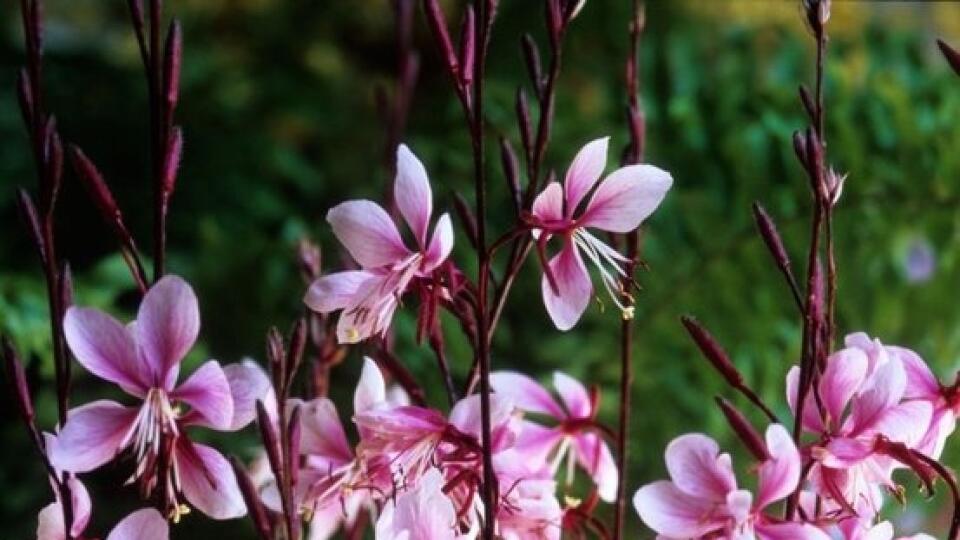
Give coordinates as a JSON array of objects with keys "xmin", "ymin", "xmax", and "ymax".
[{"xmin": 3, "ymin": 1, "xmax": 960, "ymax": 537}]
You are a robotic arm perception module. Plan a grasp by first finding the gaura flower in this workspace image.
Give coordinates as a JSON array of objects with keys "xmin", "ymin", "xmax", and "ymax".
[
  {"xmin": 787, "ymin": 334, "xmax": 932, "ymax": 515},
  {"xmin": 50, "ymin": 276, "xmax": 269, "ymax": 520},
  {"xmin": 892, "ymin": 339, "xmax": 959, "ymax": 460},
  {"xmin": 375, "ymin": 468, "xmax": 471, "ymax": 540},
  {"xmin": 633, "ymin": 425, "xmax": 830, "ymax": 540},
  {"xmin": 39, "ymin": 500, "xmax": 168, "ymax": 540},
  {"xmin": 305, "ymin": 144, "xmax": 454, "ymax": 344},
  {"xmin": 492, "ymin": 450, "xmax": 562, "ymax": 540},
  {"xmin": 490, "ymin": 371, "xmax": 616, "ymax": 502},
  {"xmin": 528, "ymin": 137, "xmax": 672, "ymax": 330},
  {"xmin": 834, "ymin": 518, "xmax": 935, "ymax": 540}
]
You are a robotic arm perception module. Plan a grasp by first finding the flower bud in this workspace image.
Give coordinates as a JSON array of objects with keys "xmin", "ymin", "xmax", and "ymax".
[
  {"xmin": 938, "ymin": 39, "xmax": 960, "ymax": 77},
  {"xmin": 752, "ymin": 203, "xmax": 792, "ymax": 275},
  {"xmin": 163, "ymin": 20, "xmax": 182, "ymax": 112},
  {"xmin": 423, "ymin": 0, "xmax": 459, "ymax": 79},
  {"xmin": 15, "ymin": 188, "xmax": 46, "ymax": 264},
  {"xmin": 458, "ymin": 5, "xmax": 475, "ymax": 86},
  {"xmin": 161, "ymin": 126, "xmax": 183, "ymax": 197},
  {"xmin": 715, "ymin": 397, "xmax": 770, "ymax": 461},
  {"xmin": 516, "ymin": 88, "xmax": 533, "ymax": 161},
  {"xmin": 2, "ymin": 337, "xmax": 35, "ymax": 424},
  {"xmin": 499, "ymin": 137, "xmax": 521, "ymax": 213},
  {"xmin": 521, "ymin": 33, "xmax": 543, "ymax": 96},
  {"xmin": 229, "ymin": 457, "xmax": 272, "ymax": 540},
  {"xmin": 680, "ymin": 316, "xmax": 743, "ymax": 388},
  {"xmin": 453, "ymin": 192, "xmax": 479, "ymax": 250}
]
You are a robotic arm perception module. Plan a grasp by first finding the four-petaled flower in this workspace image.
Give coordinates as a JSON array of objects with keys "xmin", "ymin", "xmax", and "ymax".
[
  {"xmin": 529, "ymin": 137, "xmax": 672, "ymax": 330},
  {"xmin": 50, "ymin": 276, "xmax": 269, "ymax": 520},
  {"xmin": 305, "ymin": 144, "xmax": 454, "ymax": 344}
]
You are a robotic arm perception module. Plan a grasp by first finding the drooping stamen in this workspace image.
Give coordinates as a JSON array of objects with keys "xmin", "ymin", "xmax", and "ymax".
[
  {"xmin": 573, "ymin": 230, "xmax": 634, "ymax": 317},
  {"xmin": 126, "ymin": 387, "xmax": 184, "ymax": 517}
]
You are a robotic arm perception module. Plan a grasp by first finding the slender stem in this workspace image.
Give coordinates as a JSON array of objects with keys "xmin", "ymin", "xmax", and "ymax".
[{"xmin": 149, "ymin": 0, "xmax": 166, "ymax": 281}]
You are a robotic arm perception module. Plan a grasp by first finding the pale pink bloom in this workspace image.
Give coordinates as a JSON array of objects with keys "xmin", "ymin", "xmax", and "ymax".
[
  {"xmin": 490, "ymin": 371, "xmax": 616, "ymax": 502},
  {"xmin": 375, "ymin": 468, "xmax": 471, "ymax": 540},
  {"xmin": 633, "ymin": 425, "xmax": 829, "ymax": 540},
  {"xmin": 39, "ymin": 504, "xmax": 167, "ymax": 540},
  {"xmin": 833, "ymin": 518, "xmax": 935, "ymax": 540},
  {"xmin": 50, "ymin": 276, "xmax": 269, "ymax": 520},
  {"xmin": 492, "ymin": 450, "xmax": 562, "ymax": 540},
  {"xmin": 528, "ymin": 137, "xmax": 672, "ymax": 330},
  {"xmin": 304, "ymin": 144, "xmax": 454, "ymax": 344},
  {"xmin": 788, "ymin": 334, "xmax": 932, "ymax": 515}
]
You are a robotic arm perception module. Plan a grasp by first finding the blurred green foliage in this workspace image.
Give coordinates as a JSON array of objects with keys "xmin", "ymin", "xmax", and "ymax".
[{"xmin": 3, "ymin": 1, "xmax": 960, "ymax": 538}]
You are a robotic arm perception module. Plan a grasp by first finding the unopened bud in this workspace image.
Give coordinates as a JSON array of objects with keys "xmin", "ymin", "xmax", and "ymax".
[
  {"xmin": 716, "ymin": 397, "xmax": 769, "ymax": 461},
  {"xmin": 2, "ymin": 337, "xmax": 35, "ymax": 424},
  {"xmin": 423, "ymin": 0, "xmax": 459, "ymax": 78},
  {"xmin": 680, "ymin": 316, "xmax": 743, "ymax": 388},
  {"xmin": 938, "ymin": 39, "xmax": 960, "ymax": 77},
  {"xmin": 163, "ymin": 20, "xmax": 183, "ymax": 111},
  {"xmin": 499, "ymin": 138, "xmax": 521, "ymax": 213},
  {"xmin": 458, "ymin": 6, "xmax": 475, "ymax": 86}
]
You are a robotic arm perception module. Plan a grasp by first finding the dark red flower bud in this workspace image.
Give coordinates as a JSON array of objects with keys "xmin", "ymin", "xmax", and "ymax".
[
  {"xmin": 229, "ymin": 456, "xmax": 272, "ymax": 540},
  {"xmin": 255, "ymin": 400, "xmax": 282, "ymax": 479},
  {"xmin": 716, "ymin": 397, "xmax": 770, "ymax": 461},
  {"xmin": 521, "ymin": 33, "xmax": 543, "ymax": 97},
  {"xmin": 798, "ymin": 84, "xmax": 816, "ymax": 124},
  {"xmin": 453, "ymin": 192, "xmax": 479, "ymax": 250},
  {"xmin": 499, "ymin": 137, "xmax": 521, "ymax": 213},
  {"xmin": 939, "ymin": 39, "xmax": 960, "ymax": 77},
  {"xmin": 423, "ymin": 0, "xmax": 459, "ymax": 79},
  {"xmin": 161, "ymin": 126, "xmax": 183, "ymax": 197},
  {"xmin": 15, "ymin": 188, "xmax": 46, "ymax": 264},
  {"xmin": 2, "ymin": 337, "xmax": 35, "ymax": 424},
  {"xmin": 16, "ymin": 69, "xmax": 34, "ymax": 129},
  {"xmin": 458, "ymin": 5, "xmax": 475, "ymax": 86},
  {"xmin": 163, "ymin": 20, "xmax": 182, "ymax": 112},
  {"xmin": 286, "ymin": 404, "xmax": 301, "ymax": 487},
  {"xmin": 752, "ymin": 203, "xmax": 791, "ymax": 274},
  {"xmin": 681, "ymin": 316, "xmax": 742, "ymax": 388},
  {"xmin": 516, "ymin": 88, "xmax": 533, "ymax": 161}
]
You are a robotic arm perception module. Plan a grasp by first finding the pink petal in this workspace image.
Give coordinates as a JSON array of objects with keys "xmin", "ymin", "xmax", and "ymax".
[
  {"xmin": 633, "ymin": 481, "xmax": 725, "ymax": 538},
  {"xmin": 851, "ymin": 357, "xmax": 906, "ymax": 434},
  {"xmin": 890, "ymin": 345, "xmax": 940, "ymax": 400},
  {"xmin": 579, "ymin": 164, "xmax": 672, "ymax": 233},
  {"xmin": 304, "ymin": 271, "xmax": 376, "ymax": 313},
  {"xmin": 395, "ymin": 144, "xmax": 433, "ymax": 246},
  {"xmin": 818, "ymin": 437, "xmax": 875, "ymax": 468},
  {"xmin": 531, "ymin": 181, "xmax": 564, "ymax": 224},
  {"xmin": 172, "ymin": 360, "xmax": 234, "ymax": 430},
  {"xmin": 449, "ymin": 393, "xmax": 514, "ymax": 441},
  {"xmin": 176, "ymin": 440, "xmax": 246, "ymax": 519},
  {"xmin": 299, "ymin": 398, "xmax": 354, "ymax": 464},
  {"xmin": 755, "ymin": 522, "xmax": 833, "ymax": 540},
  {"xmin": 68, "ymin": 474, "xmax": 92, "ymax": 537},
  {"xmin": 37, "ymin": 503, "xmax": 67, "ymax": 540},
  {"xmin": 866, "ymin": 400, "xmax": 933, "ymax": 447},
  {"xmin": 423, "ymin": 213, "xmax": 454, "ymax": 271},
  {"xmin": 664, "ymin": 433, "xmax": 736, "ymax": 501},
  {"xmin": 553, "ymin": 371, "xmax": 591, "ymax": 418},
  {"xmin": 490, "ymin": 371, "xmax": 565, "ymax": 419},
  {"xmin": 514, "ymin": 421, "xmax": 564, "ymax": 465},
  {"xmin": 541, "ymin": 240, "xmax": 592, "ymax": 331},
  {"xmin": 327, "ymin": 200, "xmax": 411, "ymax": 268},
  {"xmin": 220, "ymin": 360, "xmax": 271, "ymax": 431},
  {"xmin": 136, "ymin": 275, "xmax": 200, "ymax": 389},
  {"xmin": 50, "ymin": 400, "xmax": 137, "ymax": 473},
  {"xmin": 786, "ymin": 366, "xmax": 825, "ymax": 433},
  {"xmin": 726, "ymin": 489, "xmax": 752, "ymax": 525},
  {"xmin": 354, "ymin": 356, "xmax": 387, "ymax": 415},
  {"xmin": 819, "ymin": 348, "xmax": 868, "ymax": 428},
  {"xmin": 64, "ymin": 307, "xmax": 148, "ymax": 395},
  {"xmin": 106, "ymin": 509, "xmax": 169, "ymax": 540},
  {"xmin": 573, "ymin": 432, "xmax": 618, "ymax": 502},
  {"xmin": 756, "ymin": 424, "xmax": 801, "ymax": 509},
  {"xmin": 563, "ymin": 137, "xmax": 609, "ymax": 216}
]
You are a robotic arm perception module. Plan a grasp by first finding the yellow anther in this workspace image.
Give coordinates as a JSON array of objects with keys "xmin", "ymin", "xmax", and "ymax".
[
  {"xmin": 563, "ymin": 495, "xmax": 582, "ymax": 508},
  {"xmin": 346, "ymin": 328, "xmax": 360, "ymax": 342},
  {"xmin": 621, "ymin": 306, "xmax": 635, "ymax": 320},
  {"xmin": 169, "ymin": 504, "xmax": 191, "ymax": 523}
]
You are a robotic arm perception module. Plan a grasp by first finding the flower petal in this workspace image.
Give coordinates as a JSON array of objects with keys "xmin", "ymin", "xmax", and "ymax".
[
  {"xmin": 579, "ymin": 164, "xmax": 672, "ymax": 233},
  {"xmin": 172, "ymin": 360, "xmax": 234, "ymax": 430},
  {"xmin": 541, "ymin": 241, "xmax": 592, "ymax": 331},
  {"xmin": 819, "ymin": 348, "xmax": 868, "ymax": 428},
  {"xmin": 106, "ymin": 509, "xmax": 169, "ymax": 540},
  {"xmin": 633, "ymin": 481, "xmax": 725, "ymax": 538},
  {"xmin": 664, "ymin": 433, "xmax": 736, "ymax": 500},
  {"xmin": 423, "ymin": 213, "xmax": 454, "ymax": 271},
  {"xmin": 355, "ymin": 356, "xmax": 387, "ymax": 415},
  {"xmin": 395, "ymin": 144, "xmax": 433, "ymax": 246},
  {"xmin": 327, "ymin": 200, "xmax": 411, "ymax": 268},
  {"xmin": 573, "ymin": 432, "xmax": 618, "ymax": 502},
  {"xmin": 755, "ymin": 522, "xmax": 832, "ymax": 540},
  {"xmin": 756, "ymin": 424, "xmax": 801, "ymax": 509},
  {"xmin": 564, "ymin": 137, "xmax": 609, "ymax": 216},
  {"xmin": 866, "ymin": 400, "xmax": 933, "ymax": 447},
  {"xmin": 177, "ymin": 440, "xmax": 246, "ymax": 519},
  {"xmin": 553, "ymin": 371, "xmax": 591, "ymax": 418},
  {"xmin": 37, "ymin": 503, "xmax": 66, "ymax": 540},
  {"xmin": 890, "ymin": 345, "xmax": 940, "ymax": 400},
  {"xmin": 304, "ymin": 270, "xmax": 376, "ymax": 313},
  {"xmin": 219, "ymin": 360, "xmax": 271, "ymax": 431},
  {"xmin": 137, "ymin": 275, "xmax": 200, "ymax": 389},
  {"xmin": 851, "ymin": 356, "xmax": 906, "ymax": 434},
  {"xmin": 50, "ymin": 400, "xmax": 137, "ymax": 473},
  {"xmin": 531, "ymin": 181, "xmax": 565, "ymax": 224},
  {"xmin": 299, "ymin": 398, "xmax": 354, "ymax": 464},
  {"xmin": 786, "ymin": 365, "xmax": 825, "ymax": 433},
  {"xmin": 490, "ymin": 371, "xmax": 565, "ymax": 419},
  {"xmin": 64, "ymin": 307, "xmax": 148, "ymax": 395}
]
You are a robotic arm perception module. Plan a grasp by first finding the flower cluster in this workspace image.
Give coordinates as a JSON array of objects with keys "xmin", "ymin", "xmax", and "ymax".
[{"xmin": 634, "ymin": 332, "xmax": 957, "ymax": 540}]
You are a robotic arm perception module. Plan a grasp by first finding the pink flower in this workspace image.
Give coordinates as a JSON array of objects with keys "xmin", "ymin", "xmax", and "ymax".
[
  {"xmin": 492, "ymin": 450, "xmax": 562, "ymax": 540},
  {"xmin": 50, "ymin": 275, "xmax": 269, "ymax": 520},
  {"xmin": 528, "ymin": 137, "xmax": 672, "ymax": 330},
  {"xmin": 633, "ymin": 425, "xmax": 829, "ymax": 540},
  {"xmin": 787, "ymin": 334, "xmax": 933, "ymax": 515},
  {"xmin": 37, "ymin": 435, "xmax": 91, "ymax": 540},
  {"xmin": 834, "ymin": 518, "xmax": 935, "ymax": 540},
  {"xmin": 39, "ymin": 503, "xmax": 168, "ymax": 540},
  {"xmin": 375, "ymin": 468, "xmax": 470, "ymax": 540},
  {"xmin": 304, "ymin": 144, "xmax": 454, "ymax": 343},
  {"xmin": 490, "ymin": 371, "xmax": 616, "ymax": 502}
]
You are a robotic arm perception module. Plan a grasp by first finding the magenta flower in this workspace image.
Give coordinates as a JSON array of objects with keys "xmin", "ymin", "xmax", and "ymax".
[
  {"xmin": 528, "ymin": 137, "xmax": 672, "ymax": 330},
  {"xmin": 633, "ymin": 424, "xmax": 829, "ymax": 540},
  {"xmin": 787, "ymin": 334, "xmax": 932, "ymax": 514},
  {"xmin": 304, "ymin": 144, "xmax": 454, "ymax": 344},
  {"xmin": 50, "ymin": 275, "xmax": 269, "ymax": 520},
  {"xmin": 490, "ymin": 371, "xmax": 616, "ymax": 502},
  {"xmin": 374, "ymin": 468, "xmax": 468, "ymax": 540}
]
